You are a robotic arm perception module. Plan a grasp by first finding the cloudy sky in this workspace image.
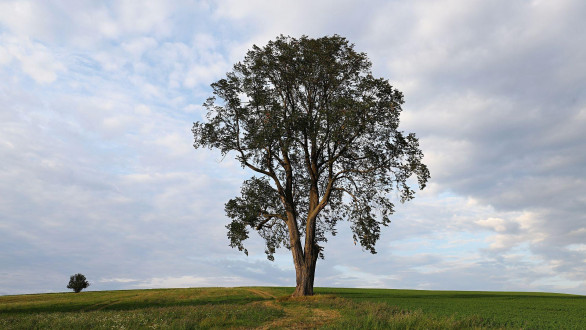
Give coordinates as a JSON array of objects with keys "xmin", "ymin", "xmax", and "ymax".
[{"xmin": 1, "ymin": 0, "xmax": 585, "ymax": 296}]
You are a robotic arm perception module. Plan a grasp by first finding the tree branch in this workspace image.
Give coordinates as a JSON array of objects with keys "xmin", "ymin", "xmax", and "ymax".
[
  {"xmin": 256, "ymin": 213, "xmax": 287, "ymax": 230},
  {"xmin": 333, "ymin": 187, "xmax": 359, "ymax": 202},
  {"xmin": 333, "ymin": 162, "xmax": 388, "ymax": 179}
]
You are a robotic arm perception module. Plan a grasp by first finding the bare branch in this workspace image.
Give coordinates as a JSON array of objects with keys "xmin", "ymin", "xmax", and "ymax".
[{"xmin": 333, "ymin": 187, "xmax": 359, "ymax": 202}]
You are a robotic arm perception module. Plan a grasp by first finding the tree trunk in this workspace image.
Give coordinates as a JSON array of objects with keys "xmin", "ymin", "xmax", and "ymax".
[
  {"xmin": 291, "ymin": 180, "xmax": 320, "ymax": 297},
  {"xmin": 291, "ymin": 241, "xmax": 319, "ymax": 297},
  {"xmin": 288, "ymin": 174, "xmax": 322, "ymax": 297},
  {"xmin": 292, "ymin": 256, "xmax": 318, "ymax": 297}
]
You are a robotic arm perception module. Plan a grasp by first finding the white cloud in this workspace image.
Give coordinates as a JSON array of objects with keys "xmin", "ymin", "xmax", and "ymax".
[
  {"xmin": 0, "ymin": 34, "xmax": 66, "ymax": 83},
  {"xmin": 122, "ymin": 37, "xmax": 158, "ymax": 59},
  {"xmin": 100, "ymin": 278, "xmax": 138, "ymax": 283},
  {"xmin": 0, "ymin": 1, "xmax": 48, "ymax": 38},
  {"xmin": 133, "ymin": 275, "xmax": 262, "ymax": 289}
]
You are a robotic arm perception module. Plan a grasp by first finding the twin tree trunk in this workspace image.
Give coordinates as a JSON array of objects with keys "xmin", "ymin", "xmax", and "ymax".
[
  {"xmin": 288, "ymin": 185, "xmax": 322, "ymax": 297},
  {"xmin": 294, "ymin": 254, "xmax": 318, "ymax": 296},
  {"xmin": 289, "ymin": 218, "xmax": 319, "ymax": 297}
]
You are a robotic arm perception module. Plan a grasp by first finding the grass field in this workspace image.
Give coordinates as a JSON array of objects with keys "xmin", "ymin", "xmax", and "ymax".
[{"xmin": 1, "ymin": 287, "xmax": 584, "ymax": 329}]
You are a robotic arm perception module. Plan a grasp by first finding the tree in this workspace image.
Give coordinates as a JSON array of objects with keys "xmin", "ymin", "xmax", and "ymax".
[
  {"xmin": 192, "ymin": 35, "xmax": 429, "ymax": 296},
  {"xmin": 67, "ymin": 273, "xmax": 90, "ymax": 293}
]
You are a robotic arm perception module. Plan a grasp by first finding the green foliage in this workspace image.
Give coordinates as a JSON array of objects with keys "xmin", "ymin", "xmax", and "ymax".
[
  {"xmin": 1, "ymin": 287, "xmax": 584, "ymax": 329},
  {"xmin": 193, "ymin": 35, "xmax": 429, "ymax": 264},
  {"xmin": 66, "ymin": 274, "xmax": 89, "ymax": 293}
]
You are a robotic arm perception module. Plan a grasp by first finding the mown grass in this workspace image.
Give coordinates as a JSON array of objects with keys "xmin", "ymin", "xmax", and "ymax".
[{"xmin": 1, "ymin": 286, "xmax": 584, "ymax": 329}]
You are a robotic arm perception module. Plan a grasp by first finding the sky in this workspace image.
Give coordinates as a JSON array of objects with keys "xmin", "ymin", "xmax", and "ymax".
[{"xmin": 0, "ymin": 0, "xmax": 585, "ymax": 296}]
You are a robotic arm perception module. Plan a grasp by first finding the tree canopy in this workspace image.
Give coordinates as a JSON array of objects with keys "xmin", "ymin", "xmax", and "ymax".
[
  {"xmin": 192, "ymin": 35, "xmax": 429, "ymax": 296},
  {"xmin": 67, "ymin": 273, "xmax": 90, "ymax": 293}
]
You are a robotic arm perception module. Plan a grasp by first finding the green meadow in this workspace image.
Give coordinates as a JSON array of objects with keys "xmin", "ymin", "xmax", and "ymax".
[{"xmin": 1, "ymin": 287, "xmax": 584, "ymax": 329}]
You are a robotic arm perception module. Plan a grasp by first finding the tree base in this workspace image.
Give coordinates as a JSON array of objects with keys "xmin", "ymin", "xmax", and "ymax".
[{"xmin": 292, "ymin": 284, "xmax": 314, "ymax": 297}]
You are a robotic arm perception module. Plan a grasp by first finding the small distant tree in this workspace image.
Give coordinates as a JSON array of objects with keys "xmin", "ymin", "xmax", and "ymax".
[{"xmin": 67, "ymin": 273, "xmax": 90, "ymax": 293}]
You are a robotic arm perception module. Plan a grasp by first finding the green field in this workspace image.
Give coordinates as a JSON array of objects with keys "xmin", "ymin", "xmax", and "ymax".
[{"xmin": 0, "ymin": 287, "xmax": 584, "ymax": 329}]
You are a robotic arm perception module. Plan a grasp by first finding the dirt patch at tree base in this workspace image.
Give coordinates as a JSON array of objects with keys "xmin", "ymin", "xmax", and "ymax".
[{"xmin": 246, "ymin": 288, "xmax": 341, "ymax": 329}]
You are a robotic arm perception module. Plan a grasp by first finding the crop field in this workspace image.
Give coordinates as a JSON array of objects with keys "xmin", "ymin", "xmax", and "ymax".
[{"xmin": 0, "ymin": 286, "xmax": 584, "ymax": 329}]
